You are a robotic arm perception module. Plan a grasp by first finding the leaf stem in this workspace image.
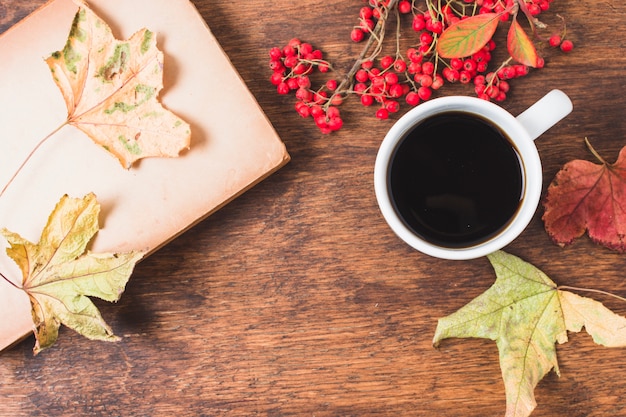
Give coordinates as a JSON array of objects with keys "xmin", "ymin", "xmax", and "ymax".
[
  {"xmin": 558, "ymin": 285, "xmax": 626, "ymax": 303},
  {"xmin": 0, "ymin": 271, "xmax": 20, "ymax": 290},
  {"xmin": 584, "ymin": 137, "xmax": 609, "ymax": 165},
  {"xmin": 0, "ymin": 120, "xmax": 68, "ymax": 200}
]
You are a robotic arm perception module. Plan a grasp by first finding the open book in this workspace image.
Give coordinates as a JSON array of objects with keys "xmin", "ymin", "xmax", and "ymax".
[{"xmin": 0, "ymin": 0, "xmax": 289, "ymax": 351}]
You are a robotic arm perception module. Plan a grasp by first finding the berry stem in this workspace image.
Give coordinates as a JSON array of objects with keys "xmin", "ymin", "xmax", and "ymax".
[{"xmin": 331, "ymin": 0, "xmax": 400, "ymax": 102}]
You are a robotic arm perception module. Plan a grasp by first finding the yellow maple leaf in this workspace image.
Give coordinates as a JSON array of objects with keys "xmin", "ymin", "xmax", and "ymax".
[
  {"xmin": 45, "ymin": 3, "xmax": 191, "ymax": 168},
  {"xmin": 1, "ymin": 193, "xmax": 144, "ymax": 354},
  {"xmin": 433, "ymin": 250, "xmax": 626, "ymax": 417}
]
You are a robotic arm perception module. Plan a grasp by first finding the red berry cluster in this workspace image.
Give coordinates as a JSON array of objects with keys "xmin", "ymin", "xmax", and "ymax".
[
  {"xmin": 268, "ymin": 0, "xmax": 574, "ymax": 133},
  {"xmin": 269, "ymin": 38, "xmax": 344, "ymax": 133}
]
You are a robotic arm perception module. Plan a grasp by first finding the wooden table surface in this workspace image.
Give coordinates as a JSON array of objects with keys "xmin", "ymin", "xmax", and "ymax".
[{"xmin": 2, "ymin": 1, "xmax": 626, "ymax": 416}]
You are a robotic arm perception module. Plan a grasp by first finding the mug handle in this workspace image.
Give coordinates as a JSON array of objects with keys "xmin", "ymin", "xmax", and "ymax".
[{"xmin": 515, "ymin": 89, "xmax": 573, "ymax": 141}]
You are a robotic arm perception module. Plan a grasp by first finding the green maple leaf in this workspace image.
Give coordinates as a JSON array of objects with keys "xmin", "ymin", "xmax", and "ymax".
[
  {"xmin": 433, "ymin": 250, "xmax": 626, "ymax": 417},
  {"xmin": 2, "ymin": 193, "xmax": 144, "ymax": 354}
]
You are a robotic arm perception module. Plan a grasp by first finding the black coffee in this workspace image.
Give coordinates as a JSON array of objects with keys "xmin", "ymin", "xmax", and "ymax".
[{"xmin": 388, "ymin": 111, "xmax": 524, "ymax": 248}]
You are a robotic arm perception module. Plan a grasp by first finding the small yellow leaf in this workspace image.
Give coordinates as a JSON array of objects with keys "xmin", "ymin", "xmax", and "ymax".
[
  {"xmin": 2, "ymin": 193, "xmax": 144, "ymax": 354},
  {"xmin": 45, "ymin": 5, "xmax": 191, "ymax": 168}
]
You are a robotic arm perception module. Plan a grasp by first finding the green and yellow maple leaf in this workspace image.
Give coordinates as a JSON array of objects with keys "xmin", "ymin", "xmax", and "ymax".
[
  {"xmin": 433, "ymin": 250, "xmax": 626, "ymax": 417},
  {"xmin": 45, "ymin": 2, "xmax": 190, "ymax": 168},
  {"xmin": 1, "ymin": 193, "xmax": 143, "ymax": 354}
]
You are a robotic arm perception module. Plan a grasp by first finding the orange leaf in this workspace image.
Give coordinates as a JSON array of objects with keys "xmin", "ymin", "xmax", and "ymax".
[
  {"xmin": 45, "ymin": 5, "xmax": 191, "ymax": 168},
  {"xmin": 507, "ymin": 16, "xmax": 540, "ymax": 67},
  {"xmin": 437, "ymin": 13, "xmax": 501, "ymax": 59}
]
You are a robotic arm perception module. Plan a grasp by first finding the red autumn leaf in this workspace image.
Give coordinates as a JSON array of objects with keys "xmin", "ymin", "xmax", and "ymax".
[
  {"xmin": 507, "ymin": 16, "xmax": 540, "ymax": 67},
  {"xmin": 437, "ymin": 13, "xmax": 501, "ymax": 58},
  {"xmin": 543, "ymin": 142, "xmax": 626, "ymax": 251}
]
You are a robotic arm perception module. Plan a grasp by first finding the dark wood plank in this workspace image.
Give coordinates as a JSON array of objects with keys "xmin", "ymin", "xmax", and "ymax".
[{"xmin": 2, "ymin": 1, "xmax": 626, "ymax": 416}]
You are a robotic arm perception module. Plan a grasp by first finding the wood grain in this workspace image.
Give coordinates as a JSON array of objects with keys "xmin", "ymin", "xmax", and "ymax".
[{"xmin": 2, "ymin": 1, "xmax": 626, "ymax": 416}]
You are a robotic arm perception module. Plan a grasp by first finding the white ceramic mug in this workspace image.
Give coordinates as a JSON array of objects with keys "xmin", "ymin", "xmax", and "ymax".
[{"xmin": 374, "ymin": 89, "xmax": 573, "ymax": 260}]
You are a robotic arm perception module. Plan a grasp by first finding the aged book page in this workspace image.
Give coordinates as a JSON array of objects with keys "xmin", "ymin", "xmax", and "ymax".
[{"xmin": 0, "ymin": 0, "xmax": 289, "ymax": 350}]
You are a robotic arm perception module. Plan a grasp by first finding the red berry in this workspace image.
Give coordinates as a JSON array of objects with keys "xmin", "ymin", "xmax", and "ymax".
[
  {"xmin": 384, "ymin": 72, "xmax": 399, "ymax": 85},
  {"xmin": 406, "ymin": 48, "xmax": 422, "ymax": 63},
  {"xmin": 432, "ymin": 74, "xmax": 444, "ymax": 90},
  {"xmin": 430, "ymin": 20, "xmax": 444, "ymax": 35},
  {"xmin": 527, "ymin": 3, "xmax": 541, "ymax": 15},
  {"xmin": 549, "ymin": 34, "xmax": 561, "ymax": 47},
  {"xmin": 419, "ymin": 74, "xmax": 433, "ymax": 88},
  {"xmin": 385, "ymin": 100, "xmax": 400, "ymax": 113},
  {"xmin": 514, "ymin": 65, "xmax": 529, "ymax": 77},
  {"xmin": 326, "ymin": 106, "xmax": 340, "ymax": 119},
  {"xmin": 361, "ymin": 94, "xmax": 374, "ymax": 106},
  {"xmin": 354, "ymin": 82, "xmax": 368, "ymax": 94},
  {"xmin": 408, "ymin": 61, "xmax": 422, "ymax": 75},
  {"xmin": 443, "ymin": 68, "xmax": 459, "ymax": 83},
  {"xmin": 295, "ymin": 87, "xmax": 312, "ymax": 101},
  {"xmin": 463, "ymin": 59, "xmax": 477, "ymax": 73},
  {"xmin": 286, "ymin": 78, "xmax": 299, "ymax": 90},
  {"xmin": 474, "ymin": 75, "xmax": 486, "ymax": 86},
  {"xmin": 393, "ymin": 59, "xmax": 407, "ymax": 73},
  {"xmin": 326, "ymin": 79, "xmax": 338, "ymax": 91},
  {"xmin": 314, "ymin": 115, "xmax": 328, "ymax": 129},
  {"xmin": 389, "ymin": 83, "xmax": 404, "ymax": 98},
  {"xmin": 310, "ymin": 105, "xmax": 324, "ymax": 118},
  {"xmin": 269, "ymin": 47, "xmax": 283, "ymax": 61},
  {"xmin": 376, "ymin": 108, "xmax": 389, "ymax": 119},
  {"xmin": 359, "ymin": 6, "xmax": 373, "ymax": 20},
  {"xmin": 405, "ymin": 91, "xmax": 420, "ymax": 106},
  {"xmin": 422, "ymin": 61, "xmax": 435, "ymax": 75},
  {"xmin": 417, "ymin": 86, "xmax": 432, "ymax": 101},
  {"xmin": 292, "ymin": 62, "xmax": 308, "ymax": 75},
  {"xmin": 270, "ymin": 72, "xmax": 283, "ymax": 86},
  {"xmin": 381, "ymin": 55, "xmax": 395, "ymax": 69},
  {"xmin": 297, "ymin": 76, "xmax": 311, "ymax": 88},
  {"xmin": 283, "ymin": 55, "xmax": 298, "ymax": 68},
  {"xmin": 277, "ymin": 82, "xmax": 290, "ymax": 95},
  {"xmin": 295, "ymin": 102, "xmax": 310, "ymax": 118},
  {"xmin": 282, "ymin": 45, "xmax": 296, "ymax": 57},
  {"xmin": 536, "ymin": 56, "xmax": 545, "ymax": 69},
  {"xmin": 450, "ymin": 58, "xmax": 463, "ymax": 70},
  {"xmin": 459, "ymin": 71, "xmax": 472, "ymax": 84},
  {"xmin": 328, "ymin": 117, "xmax": 343, "ymax": 131},
  {"xmin": 420, "ymin": 32, "xmax": 434, "ymax": 46},
  {"xmin": 560, "ymin": 39, "xmax": 574, "ymax": 52},
  {"xmin": 398, "ymin": 0, "xmax": 412, "ymax": 14},
  {"xmin": 412, "ymin": 15, "xmax": 426, "ymax": 32},
  {"xmin": 269, "ymin": 59, "xmax": 284, "ymax": 72},
  {"xmin": 355, "ymin": 69, "xmax": 369, "ymax": 83},
  {"xmin": 299, "ymin": 43, "xmax": 313, "ymax": 56},
  {"xmin": 351, "ymin": 28, "xmax": 365, "ymax": 43},
  {"xmin": 361, "ymin": 60, "xmax": 374, "ymax": 70}
]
